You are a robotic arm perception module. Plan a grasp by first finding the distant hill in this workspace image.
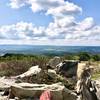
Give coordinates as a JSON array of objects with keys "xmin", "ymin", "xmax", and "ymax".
[{"xmin": 0, "ymin": 45, "xmax": 100, "ymax": 56}]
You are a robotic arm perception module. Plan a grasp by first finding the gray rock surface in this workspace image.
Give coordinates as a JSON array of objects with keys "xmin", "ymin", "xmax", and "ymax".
[
  {"xmin": 9, "ymin": 83, "xmax": 77, "ymax": 100},
  {"xmin": 94, "ymin": 79, "xmax": 100, "ymax": 100},
  {"xmin": 47, "ymin": 56, "xmax": 61, "ymax": 69},
  {"xmin": 16, "ymin": 65, "xmax": 41, "ymax": 79},
  {"xmin": 57, "ymin": 60, "xmax": 78, "ymax": 77},
  {"xmin": 0, "ymin": 60, "xmax": 99, "ymax": 100},
  {"xmin": 0, "ymin": 76, "xmax": 16, "ymax": 91}
]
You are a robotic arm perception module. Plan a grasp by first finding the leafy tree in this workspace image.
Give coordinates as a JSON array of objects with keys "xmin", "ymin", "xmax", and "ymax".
[
  {"xmin": 92, "ymin": 55, "xmax": 100, "ymax": 61},
  {"xmin": 78, "ymin": 52, "xmax": 90, "ymax": 61}
]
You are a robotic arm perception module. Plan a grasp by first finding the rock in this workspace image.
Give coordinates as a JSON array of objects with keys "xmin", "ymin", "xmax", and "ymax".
[
  {"xmin": 47, "ymin": 69, "xmax": 57, "ymax": 78},
  {"xmin": 47, "ymin": 57, "xmax": 61, "ymax": 69},
  {"xmin": 94, "ymin": 79, "xmax": 100, "ymax": 100},
  {"xmin": 76, "ymin": 63, "xmax": 98, "ymax": 100},
  {"xmin": 0, "ymin": 96, "xmax": 8, "ymax": 100},
  {"xmin": 0, "ymin": 82, "xmax": 10, "ymax": 91},
  {"xmin": 0, "ymin": 77, "xmax": 17, "ymax": 100},
  {"xmin": 16, "ymin": 65, "xmax": 41, "ymax": 79},
  {"xmin": 9, "ymin": 83, "xmax": 63, "ymax": 99},
  {"xmin": 9, "ymin": 82, "xmax": 77, "ymax": 100},
  {"xmin": 77, "ymin": 63, "xmax": 89, "ymax": 80},
  {"xmin": 63, "ymin": 88, "xmax": 77, "ymax": 100},
  {"xmin": 57, "ymin": 60, "xmax": 78, "ymax": 77},
  {"xmin": 0, "ymin": 77, "xmax": 16, "ymax": 91},
  {"xmin": 96, "ymin": 90, "xmax": 100, "ymax": 100}
]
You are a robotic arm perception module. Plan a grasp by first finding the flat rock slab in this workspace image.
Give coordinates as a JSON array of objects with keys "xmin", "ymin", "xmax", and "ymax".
[
  {"xmin": 0, "ymin": 77, "xmax": 16, "ymax": 91},
  {"xmin": 0, "ymin": 96, "xmax": 8, "ymax": 100},
  {"xmin": 10, "ymin": 83, "xmax": 77, "ymax": 100}
]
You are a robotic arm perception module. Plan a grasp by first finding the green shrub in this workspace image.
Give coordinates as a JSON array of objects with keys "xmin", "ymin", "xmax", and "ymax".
[
  {"xmin": 92, "ymin": 55, "xmax": 100, "ymax": 61},
  {"xmin": 78, "ymin": 52, "xmax": 90, "ymax": 61},
  {"xmin": 0, "ymin": 54, "xmax": 50, "ymax": 76}
]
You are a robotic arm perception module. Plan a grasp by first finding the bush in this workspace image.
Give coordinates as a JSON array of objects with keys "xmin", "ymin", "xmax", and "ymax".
[
  {"xmin": 78, "ymin": 52, "xmax": 90, "ymax": 61},
  {"xmin": 63, "ymin": 54, "xmax": 79, "ymax": 60},
  {"xmin": 0, "ymin": 54, "xmax": 50, "ymax": 76},
  {"xmin": 92, "ymin": 55, "xmax": 100, "ymax": 61}
]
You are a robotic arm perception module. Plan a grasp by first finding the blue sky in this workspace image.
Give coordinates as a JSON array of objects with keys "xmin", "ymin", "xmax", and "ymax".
[
  {"xmin": 0, "ymin": 0, "xmax": 100, "ymax": 46},
  {"xmin": 0, "ymin": 0, "xmax": 53, "ymax": 26},
  {"xmin": 69, "ymin": 0, "xmax": 100, "ymax": 25}
]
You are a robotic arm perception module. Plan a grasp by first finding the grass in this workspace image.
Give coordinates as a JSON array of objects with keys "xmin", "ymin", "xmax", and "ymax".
[
  {"xmin": 0, "ymin": 53, "xmax": 100, "ymax": 77},
  {"xmin": 0, "ymin": 54, "xmax": 50, "ymax": 76},
  {"xmin": 92, "ymin": 72, "xmax": 100, "ymax": 80}
]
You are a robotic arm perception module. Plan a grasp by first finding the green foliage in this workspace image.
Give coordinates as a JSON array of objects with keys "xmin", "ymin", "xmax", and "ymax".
[
  {"xmin": 0, "ymin": 53, "xmax": 100, "ymax": 76},
  {"xmin": 78, "ymin": 52, "xmax": 91, "ymax": 61},
  {"xmin": 92, "ymin": 54, "xmax": 100, "ymax": 61},
  {"xmin": 0, "ymin": 54, "xmax": 50, "ymax": 76},
  {"xmin": 64, "ymin": 54, "xmax": 79, "ymax": 60},
  {"xmin": 92, "ymin": 72, "xmax": 100, "ymax": 80}
]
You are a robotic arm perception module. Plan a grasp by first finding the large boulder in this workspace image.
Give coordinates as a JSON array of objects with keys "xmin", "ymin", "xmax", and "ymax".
[
  {"xmin": 0, "ymin": 96, "xmax": 8, "ymax": 100},
  {"xmin": 76, "ymin": 63, "xmax": 98, "ymax": 100},
  {"xmin": 47, "ymin": 56, "xmax": 61, "ymax": 69},
  {"xmin": 0, "ymin": 77, "xmax": 16, "ymax": 91},
  {"xmin": 16, "ymin": 65, "xmax": 41, "ymax": 79},
  {"xmin": 9, "ymin": 83, "xmax": 77, "ymax": 100},
  {"xmin": 63, "ymin": 88, "xmax": 77, "ymax": 100},
  {"xmin": 47, "ymin": 69, "xmax": 57, "ymax": 79},
  {"xmin": 56, "ymin": 60, "xmax": 78, "ymax": 77},
  {"xmin": 77, "ymin": 63, "xmax": 89, "ymax": 80}
]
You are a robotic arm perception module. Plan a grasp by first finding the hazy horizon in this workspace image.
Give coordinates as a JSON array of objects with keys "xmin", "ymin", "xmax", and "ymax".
[{"xmin": 0, "ymin": 45, "xmax": 100, "ymax": 55}]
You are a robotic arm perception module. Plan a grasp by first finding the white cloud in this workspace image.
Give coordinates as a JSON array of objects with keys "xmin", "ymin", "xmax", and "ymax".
[
  {"xmin": 0, "ymin": 22, "xmax": 46, "ymax": 40},
  {"xmin": 9, "ymin": 0, "xmax": 82, "ymax": 14},
  {"xmin": 46, "ymin": 2, "xmax": 82, "ymax": 18},
  {"xmin": 1, "ymin": 0, "xmax": 99, "ymax": 45},
  {"xmin": 76, "ymin": 17, "xmax": 95, "ymax": 31},
  {"xmin": 9, "ymin": 0, "xmax": 26, "ymax": 9},
  {"xmin": 9, "ymin": 0, "xmax": 64, "ymax": 11}
]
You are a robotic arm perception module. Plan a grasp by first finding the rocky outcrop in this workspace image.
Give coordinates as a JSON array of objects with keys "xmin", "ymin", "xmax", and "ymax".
[
  {"xmin": 0, "ymin": 77, "xmax": 16, "ymax": 91},
  {"xmin": 94, "ymin": 79, "xmax": 100, "ymax": 100},
  {"xmin": 0, "ymin": 58, "xmax": 99, "ymax": 100},
  {"xmin": 9, "ymin": 83, "xmax": 77, "ymax": 100},
  {"xmin": 47, "ymin": 69, "xmax": 57, "ymax": 79},
  {"xmin": 0, "ymin": 96, "xmax": 8, "ymax": 100},
  {"xmin": 76, "ymin": 63, "xmax": 98, "ymax": 100},
  {"xmin": 56, "ymin": 60, "xmax": 78, "ymax": 77},
  {"xmin": 16, "ymin": 65, "xmax": 41, "ymax": 79},
  {"xmin": 47, "ymin": 56, "xmax": 61, "ymax": 69}
]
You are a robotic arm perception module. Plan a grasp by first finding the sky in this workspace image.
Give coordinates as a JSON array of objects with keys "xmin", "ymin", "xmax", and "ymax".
[{"xmin": 0, "ymin": 0, "xmax": 100, "ymax": 46}]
